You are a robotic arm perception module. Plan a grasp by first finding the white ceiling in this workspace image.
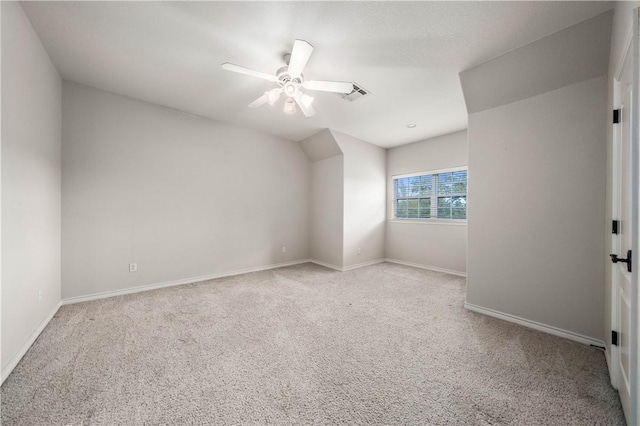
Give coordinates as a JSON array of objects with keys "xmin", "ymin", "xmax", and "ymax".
[{"xmin": 21, "ymin": 1, "xmax": 614, "ymax": 148}]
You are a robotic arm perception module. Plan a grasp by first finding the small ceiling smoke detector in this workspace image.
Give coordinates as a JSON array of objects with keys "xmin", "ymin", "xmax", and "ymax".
[{"xmin": 406, "ymin": 124, "xmax": 417, "ymax": 128}]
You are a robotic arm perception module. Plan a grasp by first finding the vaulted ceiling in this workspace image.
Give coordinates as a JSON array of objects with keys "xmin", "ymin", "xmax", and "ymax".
[{"xmin": 21, "ymin": 1, "xmax": 614, "ymax": 148}]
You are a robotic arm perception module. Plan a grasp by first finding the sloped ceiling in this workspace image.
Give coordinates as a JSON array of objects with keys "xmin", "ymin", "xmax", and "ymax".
[
  {"xmin": 299, "ymin": 129, "xmax": 342, "ymax": 162},
  {"xmin": 460, "ymin": 11, "xmax": 612, "ymax": 113},
  {"xmin": 20, "ymin": 1, "xmax": 614, "ymax": 148}
]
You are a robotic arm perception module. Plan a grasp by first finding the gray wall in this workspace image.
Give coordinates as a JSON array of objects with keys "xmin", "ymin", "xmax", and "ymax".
[
  {"xmin": 385, "ymin": 130, "xmax": 467, "ymax": 274},
  {"xmin": 333, "ymin": 131, "xmax": 386, "ymax": 268},
  {"xmin": 300, "ymin": 129, "xmax": 345, "ymax": 268},
  {"xmin": 467, "ymin": 76, "xmax": 607, "ymax": 340},
  {"xmin": 302, "ymin": 129, "xmax": 386, "ymax": 269},
  {"xmin": 1, "ymin": 2, "xmax": 62, "ymax": 374},
  {"xmin": 309, "ymin": 155, "xmax": 344, "ymax": 268},
  {"xmin": 62, "ymin": 82, "xmax": 310, "ymax": 299}
]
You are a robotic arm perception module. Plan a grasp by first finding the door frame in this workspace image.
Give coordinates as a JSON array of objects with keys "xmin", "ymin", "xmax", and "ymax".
[
  {"xmin": 610, "ymin": 8, "xmax": 639, "ymax": 424},
  {"xmin": 632, "ymin": 9, "xmax": 639, "ymax": 423}
]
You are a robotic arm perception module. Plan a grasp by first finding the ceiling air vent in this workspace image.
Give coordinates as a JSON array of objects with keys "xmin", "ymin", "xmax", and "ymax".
[{"xmin": 339, "ymin": 83, "xmax": 370, "ymax": 102}]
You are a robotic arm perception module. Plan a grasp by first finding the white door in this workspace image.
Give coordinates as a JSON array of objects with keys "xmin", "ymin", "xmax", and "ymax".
[{"xmin": 612, "ymin": 9, "xmax": 639, "ymax": 424}]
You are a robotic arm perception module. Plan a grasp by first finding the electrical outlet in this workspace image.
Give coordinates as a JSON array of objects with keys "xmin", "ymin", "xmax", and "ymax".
[
  {"xmin": 129, "ymin": 263, "xmax": 137, "ymax": 273},
  {"xmin": 357, "ymin": 247, "xmax": 362, "ymax": 255},
  {"xmin": 38, "ymin": 290, "xmax": 42, "ymax": 303},
  {"xmin": 281, "ymin": 246, "xmax": 287, "ymax": 254}
]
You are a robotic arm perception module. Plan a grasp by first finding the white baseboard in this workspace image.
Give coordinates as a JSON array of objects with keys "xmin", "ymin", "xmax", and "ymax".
[
  {"xmin": 308, "ymin": 259, "xmax": 343, "ymax": 271},
  {"xmin": 62, "ymin": 259, "xmax": 311, "ymax": 305},
  {"xmin": 464, "ymin": 302, "xmax": 606, "ymax": 348},
  {"xmin": 342, "ymin": 258, "xmax": 385, "ymax": 271},
  {"xmin": 385, "ymin": 258, "xmax": 466, "ymax": 277},
  {"xmin": 605, "ymin": 344, "xmax": 616, "ymax": 389},
  {"xmin": 2, "ymin": 301, "xmax": 62, "ymax": 385},
  {"xmin": 309, "ymin": 258, "xmax": 385, "ymax": 272}
]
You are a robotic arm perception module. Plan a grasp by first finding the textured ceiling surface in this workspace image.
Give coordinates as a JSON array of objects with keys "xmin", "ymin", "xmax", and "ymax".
[{"xmin": 21, "ymin": 1, "xmax": 614, "ymax": 148}]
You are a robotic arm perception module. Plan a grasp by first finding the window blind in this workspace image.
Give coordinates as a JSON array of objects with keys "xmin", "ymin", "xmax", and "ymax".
[{"xmin": 393, "ymin": 169, "xmax": 467, "ymax": 220}]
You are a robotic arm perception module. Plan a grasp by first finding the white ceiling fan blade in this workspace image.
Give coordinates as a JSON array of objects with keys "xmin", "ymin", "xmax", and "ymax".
[
  {"xmin": 303, "ymin": 80, "xmax": 353, "ymax": 94},
  {"xmin": 249, "ymin": 88, "xmax": 282, "ymax": 109},
  {"xmin": 248, "ymin": 94, "xmax": 268, "ymax": 108},
  {"xmin": 266, "ymin": 88, "xmax": 283, "ymax": 105},
  {"xmin": 221, "ymin": 63, "xmax": 278, "ymax": 82},
  {"xmin": 293, "ymin": 92, "xmax": 316, "ymax": 117},
  {"xmin": 287, "ymin": 40, "xmax": 313, "ymax": 78}
]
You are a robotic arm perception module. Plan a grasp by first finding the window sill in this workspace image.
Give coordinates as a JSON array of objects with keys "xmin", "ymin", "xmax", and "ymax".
[{"xmin": 389, "ymin": 219, "xmax": 467, "ymax": 226}]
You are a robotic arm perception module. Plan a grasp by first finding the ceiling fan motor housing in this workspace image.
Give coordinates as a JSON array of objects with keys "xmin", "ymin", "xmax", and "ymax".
[
  {"xmin": 275, "ymin": 65, "xmax": 302, "ymax": 97},
  {"xmin": 277, "ymin": 66, "xmax": 302, "ymax": 82}
]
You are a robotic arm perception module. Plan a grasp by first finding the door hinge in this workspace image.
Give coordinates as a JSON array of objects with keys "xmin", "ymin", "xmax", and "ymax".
[
  {"xmin": 612, "ymin": 220, "xmax": 619, "ymax": 234},
  {"xmin": 612, "ymin": 330, "xmax": 619, "ymax": 346},
  {"xmin": 614, "ymin": 109, "xmax": 621, "ymax": 124}
]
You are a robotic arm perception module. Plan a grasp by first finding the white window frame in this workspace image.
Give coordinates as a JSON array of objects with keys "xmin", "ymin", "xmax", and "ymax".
[{"xmin": 390, "ymin": 166, "xmax": 468, "ymax": 224}]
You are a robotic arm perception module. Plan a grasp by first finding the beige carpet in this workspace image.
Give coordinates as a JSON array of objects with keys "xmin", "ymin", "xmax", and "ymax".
[{"xmin": 1, "ymin": 262, "xmax": 624, "ymax": 425}]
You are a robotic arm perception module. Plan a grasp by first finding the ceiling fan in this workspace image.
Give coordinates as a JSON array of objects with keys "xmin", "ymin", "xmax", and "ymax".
[{"xmin": 222, "ymin": 39, "xmax": 354, "ymax": 117}]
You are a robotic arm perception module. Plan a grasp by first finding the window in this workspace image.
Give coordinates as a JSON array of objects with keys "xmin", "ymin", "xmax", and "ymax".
[{"xmin": 393, "ymin": 169, "xmax": 467, "ymax": 221}]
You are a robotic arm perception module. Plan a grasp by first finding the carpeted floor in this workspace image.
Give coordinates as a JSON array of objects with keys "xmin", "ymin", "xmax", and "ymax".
[{"xmin": 1, "ymin": 262, "xmax": 625, "ymax": 425}]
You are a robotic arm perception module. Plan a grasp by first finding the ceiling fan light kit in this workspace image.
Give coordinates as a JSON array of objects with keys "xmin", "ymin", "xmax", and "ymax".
[
  {"xmin": 283, "ymin": 98, "xmax": 296, "ymax": 114},
  {"xmin": 222, "ymin": 39, "xmax": 354, "ymax": 118}
]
